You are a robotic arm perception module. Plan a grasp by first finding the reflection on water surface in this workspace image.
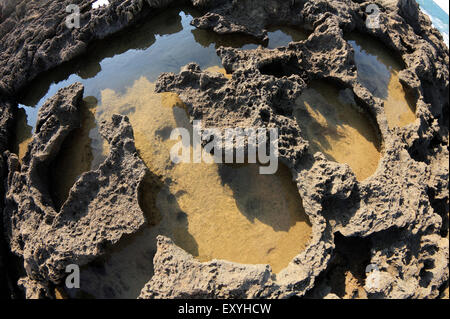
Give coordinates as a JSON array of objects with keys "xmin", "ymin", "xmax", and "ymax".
[
  {"xmin": 347, "ymin": 33, "xmax": 416, "ymax": 129},
  {"xmin": 67, "ymin": 77, "xmax": 312, "ymax": 298},
  {"xmin": 13, "ymin": 7, "xmax": 314, "ymax": 298}
]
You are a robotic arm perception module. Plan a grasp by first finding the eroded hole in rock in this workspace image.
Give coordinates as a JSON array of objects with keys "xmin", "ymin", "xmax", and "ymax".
[
  {"xmin": 294, "ymin": 80, "xmax": 382, "ymax": 181},
  {"xmin": 258, "ymin": 55, "xmax": 301, "ymax": 78},
  {"xmin": 65, "ymin": 167, "xmax": 169, "ymax": 299},
  {"xmin": 12, "ymin": 107, "xmax": 33, "ymax": 163},
  {"xmin": 15, "ymin": 6, "xmax": 315, "ymax": 299},
  {"xmin": 48, "ymin": 97, "xmax": 107, "ymax": 211},
  {"xmin": 407, "ymin": 131, "xmax": 447, "ymax": 164},
  {"xmin": 346, "ymin": 33, "xmax": 416, "ymax": 129},
  {"xmin": 304, "ymin": 232, "xmax": 372, "ymax": 299},
  {"xmin": 61, "ymin": 76, "xmax": 312, "ymax": 298}
]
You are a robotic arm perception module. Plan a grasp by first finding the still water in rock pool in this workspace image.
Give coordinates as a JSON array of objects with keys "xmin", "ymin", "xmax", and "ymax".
[
  {"xmin": 67, "ymin": 76, "xmax": 312, "ymax": 298},
  {"xmin": 294, "ymin": 81, "xmax": 382, "ymax": 181},
  {"xmin": 14, "ymin": 8, "xmax": 312, "ymax": 298},
  {"xmin": 347, "ymin": 33, "xmax": 416, "ymax": 129}
]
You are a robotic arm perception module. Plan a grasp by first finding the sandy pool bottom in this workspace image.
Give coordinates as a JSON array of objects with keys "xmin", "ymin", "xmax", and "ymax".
[
  {"xmin": 96, "ymin": 72, "xmax": 312, "ymax": 274},
  {"xmin": 18, "ymin": 68, "xmax": 312, "ymax": 298},
  {"xmin": 294, "ymin": 81, "xmax": 382, "ymax": 181},
  {"xmin": 347, "ymin": 33, "xmax": 416, "ymax": 129}
]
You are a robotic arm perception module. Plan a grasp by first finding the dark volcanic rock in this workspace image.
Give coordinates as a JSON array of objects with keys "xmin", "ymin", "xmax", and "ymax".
[
  {"xmin": 3, "ymin": 83, "xmax": 148, "ymax": 297},
  {"xmin": 0, "ymin": 0, "xmax": 177, "ymax": 95}
]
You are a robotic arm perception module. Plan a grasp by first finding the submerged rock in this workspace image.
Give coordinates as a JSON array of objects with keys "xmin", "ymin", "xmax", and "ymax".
[
  {"xmin": 3, "ymin": 83, "xmax": 148, "ymax": 297},
  {"xmin": 366, "ymin": 230, "xmax": 449, "ymax": 299}
]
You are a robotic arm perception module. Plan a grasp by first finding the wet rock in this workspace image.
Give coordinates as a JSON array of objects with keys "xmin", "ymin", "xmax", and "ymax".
[{"xmin": 3, "ymin": 83, "xmax": 148, "ymax": 296}]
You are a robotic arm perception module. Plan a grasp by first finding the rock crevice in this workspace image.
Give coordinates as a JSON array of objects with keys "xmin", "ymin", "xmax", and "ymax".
[{"xmin": 3, "ymin": 83, "xmax": 148, "ymax": 298}]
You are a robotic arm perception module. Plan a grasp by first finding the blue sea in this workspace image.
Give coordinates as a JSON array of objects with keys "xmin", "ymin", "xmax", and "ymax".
[{"xmin": 417, "ymin": 0, "xmax": 449, "ymax": 46}]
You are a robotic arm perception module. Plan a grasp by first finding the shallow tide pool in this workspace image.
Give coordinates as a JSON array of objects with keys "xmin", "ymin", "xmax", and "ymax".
[
  {"xmin": 14, "ymin": 7, "xmax": 313, "ymax": 298},
  {"xmin": 347, "ymin": 33, "xmax": 416, "ymax": 129},
  {"xmin": 295, "ymin": 81, "xmax": 382, "ymax": 181},
  {"xmin": 67, "ymin": 76, "xmax": 312, "ymax": 298}
]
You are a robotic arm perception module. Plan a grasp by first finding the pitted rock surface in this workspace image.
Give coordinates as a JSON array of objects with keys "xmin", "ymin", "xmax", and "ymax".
[
  {"xmin": 149, "ymin": 0, "xmax": 448, "ymax": 299},
  {"xmin": 0, "ymin": 0, "xmax": 177, "ymax": 95},
  {"xmin": 0, "ymin": 97, "xmax": 16, "ymax": 298},
  {"xmin": 0, "ymin": 0, "xmax": 448, "ymax": 299},
  {"xmin": 3, "ymin": 83, "xmax": 148, "ymax": 297}
]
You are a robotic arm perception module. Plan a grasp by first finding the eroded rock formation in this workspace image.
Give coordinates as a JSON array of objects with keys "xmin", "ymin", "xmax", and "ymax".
[
  {"xmin": 149, "ymin": 0, "xmax": 448, "ymax": 299},
  {"xmin": 3, "ymin": 83, "xmax": 148, "ymax": 298},
  {"xmin": 0, "ymin": 0, "xmax": 448, "ymax": 299},
  {"xmin": 0, "ymin": 0, "xmax": 177, "ymax": 95},
  {"xmin": 0, "ymin": 97, "xmax": 16, "ymax": 298}
]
